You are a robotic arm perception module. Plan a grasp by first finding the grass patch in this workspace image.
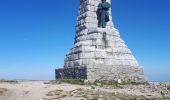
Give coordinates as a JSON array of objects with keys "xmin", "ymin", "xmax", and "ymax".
[
  {"xmin": 167, "ymin": 85, "xmax": 170, "ymax": 90},
  {"xmin": 93, "ymin": 80, "xmax": 113, "ymax": 86},
  {"xmin": 91, "ymin": 96, "xmax": 98, "ymax": 100},
  {"xmin": 49, "ymin": 79, "xmax": 85, "ymax": 85},
  {"xmin": 49, "ymin": 79, "xmax": 149, "ymax": 87},
  {"xmin": 0, "ymin": 80, "xmax": 18, "ymax": 83},
  {"xmin": 114, "ymin": 79, "xmax": 150, "ymax": 86},
  {"xmin": 0, "ymin": 88, "xmax": 8, "ymax": 95}
]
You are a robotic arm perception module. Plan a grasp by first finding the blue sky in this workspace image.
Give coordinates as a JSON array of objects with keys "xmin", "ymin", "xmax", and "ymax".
[{"xmin": 0, "ymin": 0, "xmax": 170, "ymax": 81}]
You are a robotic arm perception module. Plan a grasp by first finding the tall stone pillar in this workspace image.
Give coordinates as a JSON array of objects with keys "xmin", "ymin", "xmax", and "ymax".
[{"xmin": 55, "ymin": 0, "xmax": 145, "ymax": 82}]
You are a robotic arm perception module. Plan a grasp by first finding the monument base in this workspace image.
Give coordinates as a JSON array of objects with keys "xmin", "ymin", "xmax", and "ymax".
[{"xmin": 55, "ymin": 65, "xmax": 145, "ymax": 83}]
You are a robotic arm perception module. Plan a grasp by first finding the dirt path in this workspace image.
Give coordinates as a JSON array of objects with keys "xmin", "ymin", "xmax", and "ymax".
[
  {"xmin": 0, "ymin": 81, "xmax": 48, "ymax": 100},
  {"xmin": 0, "ymin": 81, "xmax": 90, "ymax": 100}
]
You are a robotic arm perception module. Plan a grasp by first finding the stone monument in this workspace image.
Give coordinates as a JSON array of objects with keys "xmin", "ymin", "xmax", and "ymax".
[{"xmin": 55, "ymin": 0, "xmax": 145, "ymax": 83}]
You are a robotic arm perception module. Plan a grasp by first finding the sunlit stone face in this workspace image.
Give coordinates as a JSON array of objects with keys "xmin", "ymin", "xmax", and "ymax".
[{"xmin": 55, "ymin": 0, "xmax": 145, "ymax": 83}]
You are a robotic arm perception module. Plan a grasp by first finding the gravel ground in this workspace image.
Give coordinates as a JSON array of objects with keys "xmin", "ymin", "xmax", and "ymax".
[{"xmin": 0, "ymin": 80, "xmax": 170, "ymax": 100}]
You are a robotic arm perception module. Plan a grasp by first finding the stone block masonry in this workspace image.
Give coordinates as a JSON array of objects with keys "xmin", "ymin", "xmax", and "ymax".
[
  {"xmin": 55, "ymin": 67, "xmax": 87, "ymax": 79},
  {"xmin": 55, "ymin": 0, "xmax": 146, "ymax": 83}
]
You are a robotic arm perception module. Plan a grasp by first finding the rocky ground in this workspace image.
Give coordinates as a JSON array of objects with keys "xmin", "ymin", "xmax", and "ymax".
[{"xmin": 0, "ymin": 80, "xmax": 170, "ymax": 100}]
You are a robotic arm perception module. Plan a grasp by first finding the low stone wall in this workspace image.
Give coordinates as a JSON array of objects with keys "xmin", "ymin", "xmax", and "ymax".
[
  {"xmin": 55, "ymin": 65, "xmax": 145, "ymax": 83},
  {"xmin": 55, "ymin": 67, "xmax": 87, "ymax": 79},
  {"xmin": 86, "ymin": 65, "xmax": 145, "ymax": 83}
]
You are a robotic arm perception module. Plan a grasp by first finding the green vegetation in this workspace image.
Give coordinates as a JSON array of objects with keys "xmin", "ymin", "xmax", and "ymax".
[
  {"xmin": 49, "ymin": 79, "xmax": 85, "ymax": 85},
  {"xmin": 0, "ymin": 80, "xmax": 18, "ymax": 83},
  {"xmin": 162, "ymin": 96, "xmax": 170, "ymax": 100},
  {"xmin": 120, "ymin": 80, "xmax": 149, "ymax": 85},
  {"xmin": 167, "ymin": 85, "xmax": 170, "ymax": 90},
  {"xmin": 93, "ymin": 80, "xmax": 113, "ymax": 86},
  {"xmin": 91, "ymin": 86, "xmax": 95, "ymax": 89},
  {"xmin": 91, "ymin": 96, "xmax": 98, "ymax": 100},
  {"xmin": 0, "ymin": 88, "xmax": 8, "ymax": 95},
  {"xmin": 49, "ymin": 79, "xmax": 149, "ymax": 88}
]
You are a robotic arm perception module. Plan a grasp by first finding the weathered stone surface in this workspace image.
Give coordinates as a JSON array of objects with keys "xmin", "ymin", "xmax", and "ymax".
[
  {"xmin": 55, "ymin": 0, "xmax": 145, "ymax": 83},
  {"xmin": 55, "ymin": 67, "xmax": 87, "ymax": 79}
]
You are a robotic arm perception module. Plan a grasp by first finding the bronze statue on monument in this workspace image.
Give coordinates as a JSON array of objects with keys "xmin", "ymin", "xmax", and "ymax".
[{"xmin": 97, "ymin": 0, "xmax": 110, "ymax": 28}]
